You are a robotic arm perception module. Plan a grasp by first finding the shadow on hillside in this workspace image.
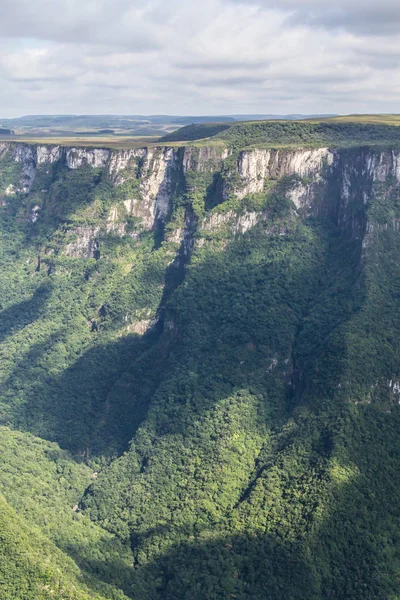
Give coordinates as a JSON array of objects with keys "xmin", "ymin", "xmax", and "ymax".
[
  {"xmin": 82, "ymin": 528, "xmax": 322, "ymax": 600},
  {"xmin": 0, "ymin": 214, "xmax": 365, "ymax": 460},
  {"xmin": 67, "ymin": 219, "xmax": 375, "ymax": 594},
  {"xmin": 0, "ymin": 284, "xmax": 52, "ymax": 344},
  {"xmin": 3, "ymin": 208, "xmax": 398, "ymax": 596},
  {"xmin": 75, "ymin": 445, "xmax": 399, "ymax": 600},
  {"xmin": 0, "ymin": 249, "xmax": 172, "ymax": 456},
  {"xmin": 74, "ymin": 398, "xmax": 400, "ymax": 599},
  {"xmin": 1, "ymin": 328, "xmax": 168, "ymax": 456}
]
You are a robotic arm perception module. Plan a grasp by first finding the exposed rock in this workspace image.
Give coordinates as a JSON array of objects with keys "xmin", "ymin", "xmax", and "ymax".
[
  {"xmin": 236, "ymin": 149, "xmax": 271, "ymax": 198},
  {"xmin": 36, "ymin": 145, "xmax": 62, "ymax": 165},
  {"xmin": 235, "ymin": 148, "xmax": 333, "ymax": 200},
  {"xmin": 126, "ymin": 319, "xmax": 153, "ymax": 335},
  {"xmin": 201, "ymin": 210, "xmax": 236, "ymax": 232},
  {"xmin": 115, "ymin": 147, "xmax": 179, "ymax": 233},
  {"xmin": 0, "ymin": 142, "xmax": 10, "ymax": 160},
  {"xmin": 366, "ymin": 150, "xmax": 400, "ymax": 182},
  {"xmin": 5, "ymin": 184, "xmax": 17, "ymax": 196},
  {"xmin": 64, "ymin": 226, "xmax": 100, "ymax": 258},
  {"xmin": 232, "ymin": 211, "xmax": 260, "ymax": 235},
  {"xmin": 286, "ymin": 181, "xmax": 314, "ymax": 210},
  {"xmin": 66, "ymin": 148, "xmax": 110, "ymax": 169},
  {"xmin": 3, "ymin": 141, "xmax": 400, "ymax": 261},
  {"xmin": 200, "ymin": 209, "xmax": 262, "ymax": 237},
  {"xmin": 106, "ymin": 206, "xmax": 129, "ymax": 236},
  {"xmin": 108, "ymin": 149, "xmax": 146, "ymax": 185},
  {"xmin": 140, "ymin": 147, "xmax": 177, "ymax": 223},
  {"xmin": 12, "ymin": 144, "xmax": 36, "ymax": 192},
  {"xmin": 31, "ymin": 205, "xmax": 40, "ymax": 223},
  {"xmin": 182, "ymin": 146, "xmax": 229, "ymax": 173},
  {"xmin": 271, "ymin": 147, "xmax": 334, "ymax": 178}
]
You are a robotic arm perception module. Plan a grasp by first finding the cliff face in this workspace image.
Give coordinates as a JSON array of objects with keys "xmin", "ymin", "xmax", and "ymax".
[
  {"xmin": 2, "ymin": 140, "xmax": 394, "ymax": 389},
  {"xmin": 2, "ymin": 139, "xmax": 398, "ymax": 425},
  {"xmin": 3, "ymin": 140, "xmax": 400, "ymax": 599},
  {"xmin": 2, "ymin": 142, "xmax": 400, "ymax": 259},
  {"xmin": 1, "ymin": 141, "xmax": 400, "ymax": 357}
]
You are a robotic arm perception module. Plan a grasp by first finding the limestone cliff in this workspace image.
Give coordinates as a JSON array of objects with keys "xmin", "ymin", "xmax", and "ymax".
[{"xmin": 1, "ymin": 142, "xmax": 400, "ymax": 260}]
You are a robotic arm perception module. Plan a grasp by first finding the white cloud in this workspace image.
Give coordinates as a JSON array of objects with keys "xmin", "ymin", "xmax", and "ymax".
[{"xmin": 0, "ymin": 0, "xmax": 400, "ymax": 116}]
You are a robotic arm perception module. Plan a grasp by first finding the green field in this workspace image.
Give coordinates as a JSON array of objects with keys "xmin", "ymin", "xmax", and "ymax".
[
  {"xmin": 305, "ymin": 113, "xmax": 400, "ymax": 125},
  {"xmin": 0, "ymin": 134, "xmax": 161, "ymax": 149}
]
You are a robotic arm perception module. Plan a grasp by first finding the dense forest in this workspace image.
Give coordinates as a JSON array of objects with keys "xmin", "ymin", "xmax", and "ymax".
[
  {"xmin": 161, "ymin": 119, "xmax": 400, "ymax": 147},
  {"xmin": 1, "ymin": 127, "xmax": 400, "ymax": 599}
]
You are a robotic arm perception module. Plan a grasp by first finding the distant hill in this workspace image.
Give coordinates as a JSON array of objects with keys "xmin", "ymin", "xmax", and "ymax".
[
  {"xmin": 161, "ymin": 118, "xmax": 400, "ymax": 146},
  {"xmin": 0, "ymin": 114, "xmax": 337, "ymax": 139},
  {"xmin": 161, "ymin": 122, "xmax": 232, "ymax": 142}
]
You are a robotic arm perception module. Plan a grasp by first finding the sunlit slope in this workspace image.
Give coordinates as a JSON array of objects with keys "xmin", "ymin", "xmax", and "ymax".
[
  {"xmin": 0, "ymin": 495, "xmax": 113, "ymax": 600},
  {"xmin": 304, "ymin": 114, "xmax": 400, "ymax": 125},
  {"xmin": 0, "ymin": 428, "xmax": 135, "ymax": 599},
  {"xmin": 161, "ymin": 116, "xmax": 400, "ymax": 146}
]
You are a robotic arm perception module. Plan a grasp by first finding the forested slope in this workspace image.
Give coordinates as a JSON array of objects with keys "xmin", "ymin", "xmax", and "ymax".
[
  {"xmin": 161, "ymin": 119, "xmax": 400, "ymax": 146},
  {"xmin": 0, "ymin": 493, "xmax": 119, "ymax": 600},
  {"xmin": 1, "ymin": 133, "xmax": 400, "ymax": 598}
]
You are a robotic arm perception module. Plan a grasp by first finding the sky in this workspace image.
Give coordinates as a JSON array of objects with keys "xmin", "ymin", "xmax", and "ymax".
[{"xmin": 1, "ymin": 0, "xmax": 400, "ymax": 117}]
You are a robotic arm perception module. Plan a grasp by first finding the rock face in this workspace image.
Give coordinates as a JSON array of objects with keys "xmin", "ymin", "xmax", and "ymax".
[
  {"xmin": 66, "ymin": 148, "xmax": 110, "ymax": 170},
  {"xmin": 182, "ymin": 146, "xmax": 229, "ymax": 173},
  {"xmin": 64, "ymin": 226, "xmax": 100, "ymax": 258},
  {"xmin": 10, "ymin": 144, "xmax": 36, "ymax": 192},
  {"xmin": 107, "ymin": 149, "xmax": 146, "ymax": 185},
  {"xmin": 140, "ymin": 147, "xmax": 178, "ymax": 226},
  {"xmin": 200, "ymin": 209, "xmax": 261, "ymax": 238},
  {"xmin": 36, "ymin": 145, "xmax": 62, "ymax": 165},
  {"xmin": 2, "ymin": 142, "xmax": 400, "ymax": 256},
  {"xmin": 235, "ymin": 148, "xmax": 333, "ymax": 199}
]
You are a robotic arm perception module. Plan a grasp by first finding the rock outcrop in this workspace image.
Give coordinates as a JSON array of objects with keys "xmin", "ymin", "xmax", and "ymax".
[{"xmin": 1, "ymin": 142, "xmax": 400, "ymax": 257}]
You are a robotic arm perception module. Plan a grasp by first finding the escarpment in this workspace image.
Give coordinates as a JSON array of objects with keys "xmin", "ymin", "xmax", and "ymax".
[
  {"xmin": 3, "ymin": 132, "xmax": 400, "ymax": 600},
  {"xmin": 2, "ymin": 142, "xmax": 400, "ymax": 257},
  {"xmin": 1, "ymin": 140, "xmax": 400, "ymax": 361}
]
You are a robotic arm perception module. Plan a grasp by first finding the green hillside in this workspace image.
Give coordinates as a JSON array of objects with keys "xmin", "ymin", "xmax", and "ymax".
[
  {"xmin": 161, "ymin": 118, "xmax": 400, "ymax": 147},
  {"xmin": 160, "ymin": 123, "xmax": 231, "ymax": 142},
  {"xmin": 0, "ymin": 494, "xmax": 115, "ymax": 600},
  {"xmin": 83, "ymin": 174, "xmax": 400, "ymax": 599},
  {"xmin": 1, "ymin": 136, "xmax": 400, "ymax": 598}
]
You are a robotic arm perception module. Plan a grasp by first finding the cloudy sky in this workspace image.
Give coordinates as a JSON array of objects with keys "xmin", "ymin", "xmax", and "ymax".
[{"xmin": 1, "ymin": 0, "xmax": 400, "ymax": 117}]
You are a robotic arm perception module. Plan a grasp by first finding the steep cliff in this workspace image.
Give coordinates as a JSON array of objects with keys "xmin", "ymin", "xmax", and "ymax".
[
  {"xmin": 2, "ymin": 141, "xmax": 399, "ymax": 255},
  {"xmin": 2, "ymin": 139, "xmax": 400, "ymax": 599}
]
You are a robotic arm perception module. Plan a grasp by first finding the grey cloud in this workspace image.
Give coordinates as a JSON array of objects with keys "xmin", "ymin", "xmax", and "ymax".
[
  {"xmin": 174, "ymin": 59, "xmax": 268, "ymax": 71},
  {"xmin": 1, "ymin": 0, "xmax": 400, "ymax": 116},
  {"xmin": 287, "ymin": 5, "xmax": 400, "ymax": 37},
  {"xmin": 195, "ymin": 75, "xmax": 265, "ymax": 87},
  {"xmin": 0, "ymin": 0, "xmax": 162, "ymax": 49},
  {"xmin": 232, "ymin": 0, "xmax": 400, "ymax": 36}
]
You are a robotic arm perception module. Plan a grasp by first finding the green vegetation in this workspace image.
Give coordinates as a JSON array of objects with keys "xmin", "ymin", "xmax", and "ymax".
[
  {"xmin": 1, "ymin": 138, "xmax": 400, "ymax": 599},
  {"xmin": 305, "ymin": 114, "xmax": 400, "ymax": 126},
  {"xmin": 163, "ymin": 119, "xmax": 400, "ymax": 149},
  {"xmin": 7, "ymin": 116, "xmax": 400, "ymax": 150},
  {"xmin": 0, "ymin": 495, "xmax": 114, "ymax": 600},
  {"xmin": 160, "ymin": 123, "xmax": 231, "ymax": 142},
  {"xmin": 0, "ymin": 427, "xmax": 136, "ymax": 599},
  {"xmin": 0, "ymin": 152, "xmax": 176, "ymax": 455}
]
